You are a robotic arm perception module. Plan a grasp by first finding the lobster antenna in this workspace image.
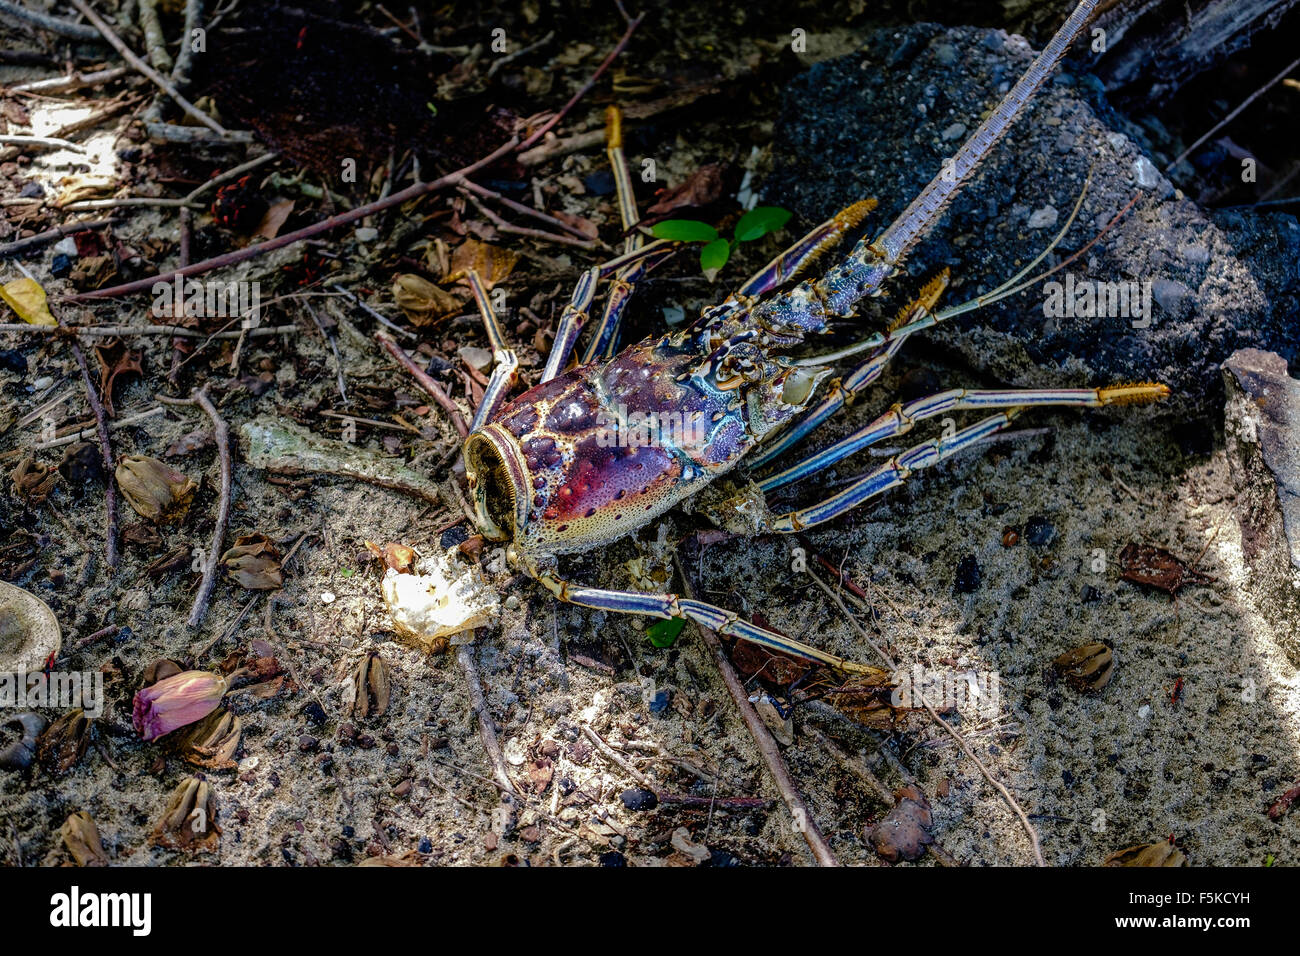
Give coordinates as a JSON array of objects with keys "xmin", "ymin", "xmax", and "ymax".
[{"xmin": 871, "ymin": 0, "xmax": 1098, "ymax": 265}]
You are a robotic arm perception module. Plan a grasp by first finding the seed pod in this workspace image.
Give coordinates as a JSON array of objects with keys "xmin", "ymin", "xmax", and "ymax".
[
  {"xmin": 36, "ymin": 708, "xmax": 93, "ymax": 775},
  {"xmin": 352, "ymin": 650, "xmax": 391, "ymax": 719},
  {"xmin": 151, "ymin": 776, "xmax": 220, "ymax": 852},
  {"xmin": 0, "ymin": 712, "xmax": 47, "ymax": 770},
  {"xmin": 1104, "ymin": 841, "xmax": 1188, "ymax": 867},
  {"xmin": 115, "ymin": 455, "xmax": 197, "ymax": 524},
  {"xmin": 60, "ymin": 810, "xmax": 108, "ymax": 866},
  {"xmin": 178, "ymin": 708, "xmax": 242, "ymax": 771},
  {"xmin": 1051, "ymin": 642, "xmax": 1115, "ymax": 692},
  {"xmin": 220, "ymin": 533, "xmax": 283, "ymax": 590}
]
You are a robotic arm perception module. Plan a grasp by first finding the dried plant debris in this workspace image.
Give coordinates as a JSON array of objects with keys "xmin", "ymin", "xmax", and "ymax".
[
  {"xmin": 36, "ymin": 708, "xmax": 94, "ymax": 775},
  {"xmin": 1051, "ymin": 642, "xmax": 1116, "ymax": 693},
  {"xmin": 60, "ymin": 811, "xmax": 108, "ymax": 866},
  {"xmin": 92, "ymin": 338, "xmax": 143, "ymax": 418},
  {"xmin": 351, "ymin": 650, "xmax": 392, "ymax": 720},
  {"xmin": 10, "ymin": 457, "xmax": 59, "ymax": 505},
  {"xmin": 1103, "ymin": 840, "xmax": 1189, "ymax": 867},
  {"xmin": 175, "ymin": 708, "xmax": 242, "ymax": 771},
  {"xmin": 392, "ymin": 273, "xmax": 465, "ymax": 327},
  {"xmin": 1119, "ymin": 543, "xmax": 1213, "ymax": 596},
  {"xmin": 221, "ymin": 533, "xmax": 284, "ymax": 590},
  {"xmin": 151, "ymin": 776, "xmax": 220, "ymax": 853},
  {"xmin": 115, "ymin": 456, "xmax": 198, "ymax": 525},
  {"xmin": 59, "ymin": 441, "xmax": 106, "ymax": 487}
]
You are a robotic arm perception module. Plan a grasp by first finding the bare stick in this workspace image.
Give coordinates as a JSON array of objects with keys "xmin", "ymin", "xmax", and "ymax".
[
  {"xmin": 0, "ymin": 0, "xmax": 102, "ymax": 41},
  {"xmin": 516, "ymin": 10, "xmax": 644, "ymax": 152},
  {"xmin": 158, "ymin": 389, "xmax": 231, "ymax": 628},
  {"xmin": 70, "ymin": 341, "xmax": 119, "ymax": 569},
  {"xmin": 0, "ymin": 219, "xmax": 116, "ymax": 258},
  {"xmin": 137, "ymin": 0, "xmax": 174, "ymax": 71},
  {"xmin": 0, "ymin": 323, "xmax": 297, "ymax": 338},
  {"xmin": 0, "ymin": 134, "xmax": 86, "ymax": 152},
  {"xmin": 375, "ymin": 331, "xmax": 469, "ymax": 438},
  {"xmin": 456, "ymin": 178, "xmax": 593, "ymax": 240},
  {"xmin": 462, "ymin": 191, "xmax": 600, "ymax": 250},
  {"xmin": 456, "ymin": 645, "xmax": 520, "ymax": 806},
  {"xmin": 67, "ymin": 0, "xmax": 229, "ymax": 136},
  {"xmin": 70, "ymin": 138, "xmax": 519, "ymax": 301},
  {"xmin": 8, "ymin": 66, "xmax": 129, "ymax": 94},
  {"xmin": 677, "ymin": 553, "xmax": 839, "ymax": 866}
]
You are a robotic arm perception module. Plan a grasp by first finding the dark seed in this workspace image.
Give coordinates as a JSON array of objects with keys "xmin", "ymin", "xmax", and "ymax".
[{"xmin": 620, "ymin": 787, "xmax": 658, "ymax": 811}]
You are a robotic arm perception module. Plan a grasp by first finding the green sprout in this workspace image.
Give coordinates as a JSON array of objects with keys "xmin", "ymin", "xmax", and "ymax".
[
  {"xmin": 651, "ymin": 206, "xmax": 793, "ymax": 280},
  {"xmin": 646, "ymin": 617, "xmax": 686, "ymax": 648}
]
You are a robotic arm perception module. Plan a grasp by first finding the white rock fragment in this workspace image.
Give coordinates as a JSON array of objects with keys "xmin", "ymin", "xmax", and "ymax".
[
  {"xmin": 320, "ymin": 591, "xmax": 336, "ymax": 604},
  {"xmin": 1027, "ymin": 205, "xmax": 1059, "ymax": 229},
  {"xmin": 381, "ymin": 548, "xmax": 499, "ymax": 646},
  {"xmin": 1133, "ymin": 155, "xmax": 1160, "ymax": 190},
  {"xmin": 458, "ymin": 345, "xmax": 494, "ymax": 372}
]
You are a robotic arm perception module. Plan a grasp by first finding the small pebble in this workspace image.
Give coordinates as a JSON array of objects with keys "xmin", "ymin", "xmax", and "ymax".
[
  {"xmin": 50, "ymin": 253, "xmax": 73, "ymax": 278},
  {"xmin": 1138, "ymin": 704, "xmax": 1151, "ymax": 719},
  {"xmin": 941, "ymin": 122, "xmax": 966, "ymax": 141},
  {"xmin": 418, "ymin": 837, "xmax": 433, "ymax": 853},
  {"xmin": 1027, "ymin": 205, "xmax": 1058, "ymax": 229},
  {"xmin": 649, "ymin": 689, "xmax": 672, "ymax": 715},
  {"xmin": 583, "ymin": 170, "xmax": 615, "ymax": 195},
  {"xmin": 599, "ymin": 851, "xmax": 627, "ymax": 867},
  {"xmin": 298, "ymin": 735, "xmax": 318, "ymax": 751},
  {"xmin": 0, "ymin": 349, "xmax": 27, "ymax": 374},
  {"xmin": 320, "ymin": 591, "xmax": 336, "ymax": 604},
  {"xmin": 355, "ymin": 227, "xmax": 379, "ymax": 243}
]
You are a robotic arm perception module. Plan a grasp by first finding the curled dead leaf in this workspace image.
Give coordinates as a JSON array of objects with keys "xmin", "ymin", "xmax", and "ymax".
[
  {"xmin": 10, "ymin": 457, "xmax": 59, "ymax": 505},
  {"xmin": 1104, "ymin": 840, "xmax": 1188, "ymax": 867},
  {"xmin": 220, "ymin": 533, "xmax": 283, "ymax": 590},
  {"xmin": 115, "ymin": 456, "xmax": 197, "ymax": 524},
  {"xmin": 151, "ymin": 776, "xmax": 220, "ymax": 853},
  {"xmin": 60, "ymin": 811, "xmax": 108, "ymax": 866},
  {"xmin": 392, "ymin": 273, "xmax": 463, "ymax": 326},
  {"xmin": 1051, "ymin": 642, "xmax": 1115, "ymax": 692},
  {"xmin": 352, "ymin": 650, "xmax": 391, "ymax": 719},
  {"xmin": 869, "ymin": 784, "xmax": 934, "ymax": 863}
]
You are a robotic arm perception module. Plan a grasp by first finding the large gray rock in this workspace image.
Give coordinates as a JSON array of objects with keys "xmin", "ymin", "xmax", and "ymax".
[{"xmin": 764, "ymin": 24, "xmax": 1294, "ymax": 414}]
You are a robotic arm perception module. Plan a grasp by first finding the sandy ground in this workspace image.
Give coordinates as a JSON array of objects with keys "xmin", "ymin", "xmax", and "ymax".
[{"xmin": 3, "ymin": 17, "xmax": 1299, "ymax": 868}]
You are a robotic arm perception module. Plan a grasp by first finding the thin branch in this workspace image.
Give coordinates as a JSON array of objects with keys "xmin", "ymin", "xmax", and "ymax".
[
  {"xmin": 8, "ymin": 66, "xmax": 129, "ymax": 94},
  {"xmin": 0, "ymin": 218, "xmax": 116, "ymax": 259},
  {"xmin": 457, "ymin": 645, "xmax": 520, "ymax": 808},
  {"xmin": 69, "ymin": 138, "xmax": 520, "ymax": 301},
  {"xmin": 0, "ymin": 323, "xmax": 297, "ymax": 339},
  {"xmin": 374, "ymin": 331, "xmax": 469, "ymax": 438},
  {"xmin": 158, "ymin": 389, "xmax": 231, "ymax": 628},
  {"xmin": 0, "ymin": 134, "xmax": 86, "ymax": 152},
  {"xmin": 0, "ymin": 0, "xmax": 103, "ymax": 41},
  {"xmin": 67, "ymin": 0, "xmax": 230, "ymax": 136},
  {"xmin": 805, "ymin": 569, "xmax": 1046, "ymax": 866},
  {"xmin": 69, "ymin": 341, "xmax": 119, "ymax": 569}
]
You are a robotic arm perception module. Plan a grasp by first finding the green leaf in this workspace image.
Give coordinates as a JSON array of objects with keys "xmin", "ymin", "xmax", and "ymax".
[
  {"xmin": 647, "ymin": 617, "xmax": 686, "ymax": 648},
  {"xmin": 651, "ymin": 219, "xmax": 718, "ymax": 243},
  {"xmin": 699, "ymin": 238, "xmax": 731, "ymax": 278},
  {"xmin": 734, "ymin": 206, "xmax": 793, "ymax": 243}
]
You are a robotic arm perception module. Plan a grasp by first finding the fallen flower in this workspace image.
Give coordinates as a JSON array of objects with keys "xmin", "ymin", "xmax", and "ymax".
[{"xmin": 133, "ymin": 670, "xmax": 228, "ymax": 742}]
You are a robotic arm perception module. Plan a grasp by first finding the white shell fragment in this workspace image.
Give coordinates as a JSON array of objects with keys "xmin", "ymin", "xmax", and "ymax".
[{"xmin": 381, "ymin": 548, "xmax": 500, "ymax": 646}]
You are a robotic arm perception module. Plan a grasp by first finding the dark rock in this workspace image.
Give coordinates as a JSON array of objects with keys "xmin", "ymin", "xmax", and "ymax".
[
  {"xmin": 0, "ymin": 349, "xmax": 27, "ymax": 374},
  {"xmin": 418, "ymin": 836, "xmax": 433, "ymax": 853},
  {"xmin": 648, "ymin": 689, "xmax": 672, "ymax": 714},
  {"xmin": 1023, "ymin": 515, "xmax": 1057, "ymax": 547},
  {"xmin": 50, "ymin": 254, "xmax": 73, "ymax": 278},
  {"xmin": 599, "ymin": 850, "xmax": 627, "ymax": 867},
  {"xmin": 440, "ymin": 524, "xmax": 470, "ymax": 549},
  {"xmin": 583, "ymin": 170, "xmax": 615, "ymax": 196},
  {"xmin": 765, "ymin": 24, "xmax": 1288, "ymax": 414},
  {"xmin": 18, "ymin": 182, "xmax": 43, "ymax": 199},
  {"xmin": 302, "ymin": 701, "xmax": 328, "ymax": 725},
  {"xmin": 953, "ymin": 554, "xmax": 980, "ymax": 593},
  {"xmin": 620, "ymin": 787, "xmax": 658, "ymax": 811}
]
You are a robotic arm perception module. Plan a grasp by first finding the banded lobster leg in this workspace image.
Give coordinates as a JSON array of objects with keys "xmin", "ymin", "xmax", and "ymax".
[
  {"xmin": 516, "ymin": 551, "xmax": 886, "ymax": 676},
  {"xmin": 763, "ymin": 384, "xmax": 1169, "ymax": 532},
  {"xmin": 749, "ymin": 269, "xmax": 950, "ymax": 469},
  {"xmin": 466, "ymin": 269, "xmax": 520, "ymax": 432}
]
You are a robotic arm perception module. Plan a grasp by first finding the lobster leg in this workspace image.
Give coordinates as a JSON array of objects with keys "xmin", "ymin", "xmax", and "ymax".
[
  {"xmin": 735, "ymin": 199, "xmax": 878, "ymax": 298},
  {"xmin": 519, "ymin": 555, "xmax": 884, "ymax": 675},
  {"xmin": 760, "ymin": 385, "xmax": 1164, "ymax": 494},
  {"xmin": 765, "ymin": 383, "xmax": 1169, "ymax": 532},
  {"xmin": 750, "ymin": 269, "xmax": 950, "ymax": 468},
  {"xmin": 466, "ymin": 269, "xmax": 521, "ymax": 432},
  {"xmin": 540, "ymin": 240, "xmax": 679, "ymax": 383}
]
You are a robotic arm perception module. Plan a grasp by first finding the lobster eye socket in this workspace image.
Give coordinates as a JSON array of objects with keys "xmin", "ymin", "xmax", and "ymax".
[
  {"xmin": 464, "ymin": 433, "xmax": 517, "ymax": 542},
  {"xmin": 780, "ymin": 367, "xmax": 820, "ymax": 406}
]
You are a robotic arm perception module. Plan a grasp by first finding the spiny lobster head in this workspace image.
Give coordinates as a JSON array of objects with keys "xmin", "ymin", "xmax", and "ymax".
[{"xmin": 464, "ymin": 317, "xmax": 831, "ymax": 561}]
